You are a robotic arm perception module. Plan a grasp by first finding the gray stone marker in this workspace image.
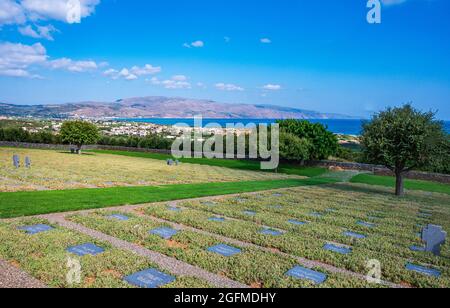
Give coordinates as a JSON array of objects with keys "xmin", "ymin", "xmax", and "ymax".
[
  {"xmin": 13, "ymin": 155, "xmax": 20, "ymax": 168},
  {"xmin": 421, "ymin": 224, "xmax": 447, "ymax": 256},
  {"xmin": 167, "ymin": 159, "xmax": 174, "ymax": 166},
  {"xmin": 25, "ymin": 157, "xmax": 31, "ymax": 168}
]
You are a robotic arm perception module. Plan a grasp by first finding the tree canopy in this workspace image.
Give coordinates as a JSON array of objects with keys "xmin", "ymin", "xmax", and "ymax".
[
  {"xmin": 361, "ymin": 104, "xmax": 447, "ymax": 196},
  {"xmin": 277, "ymin": 119, "xmax": 339, "ymax": 160},
  {"xmin": 60, "ymin": 121, "xmax": 100, "ymax": 153}
]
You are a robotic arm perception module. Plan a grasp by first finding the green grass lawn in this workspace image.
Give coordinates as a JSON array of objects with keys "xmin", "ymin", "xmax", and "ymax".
[
  {"xmin": 0, "ymin": 178, "xmax": 336, "ymax": 219},
  {"xmin": 350, "ymin": 174, "xmax": 450, "ymax": 195},
  {"xmin": 89, "ymin": 149, "xmax": 327, "ymax": 178}
]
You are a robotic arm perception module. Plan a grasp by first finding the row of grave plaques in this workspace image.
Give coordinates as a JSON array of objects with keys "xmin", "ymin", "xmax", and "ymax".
[{"xmin": 16, "ymin": 206, "xmax": 445, "ymax": 287}]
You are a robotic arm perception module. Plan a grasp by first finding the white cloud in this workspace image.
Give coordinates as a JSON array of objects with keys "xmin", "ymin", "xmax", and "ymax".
[
  {"xmin": 47, "ymin": 57, "xmax": 98, "ymax": 72},
  {"xmin": 215, "ymin": 83, "xmax": 244, "ymax": 92},
  {"xmin": 104, "ymin": 64, "xmax": 161, "ymax": 80},
  {"xmin": 263, "ymin": 84, "xmax": 282, "ymax": 91},
  {"xmin": 183, "ymin": 40, "xmax": 204, "ymax": 48},
  {"xmin": 0, "ymin": 0, "xmax": 26, "ymax": 26},
  {"xmin": 150, "ymin": 76, "xmax": 192, "ymax": 89},
  {"xmin": 0, "ymin": 42, "xmax": 47, "ymax": 77},
  {"xmin": 0, "ymin": 41, "xmax": 103, "ymax": 78},
  {"xmin": 260, "ymin": 38, "xmax": 272, "ymax": 44},
  {"xmin": 130, "ymin": 64, "xmax": 161, "ymax": 76},
  {"xmin": 21, "ymin": 0, "xmax": 100, "ymax": 24},
  {"xmin": 19, "ymin": 24, "xmax": 58, "ymax": 40}
]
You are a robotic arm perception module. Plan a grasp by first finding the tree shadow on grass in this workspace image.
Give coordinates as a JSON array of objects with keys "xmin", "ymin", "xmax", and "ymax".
[
  {"xmin": 323, "ymin": 182, "xmax": 450, "ymax": 204},
  {"xmin": 58, "ymin": 151, "xmax": 95, "ymax": 156}
]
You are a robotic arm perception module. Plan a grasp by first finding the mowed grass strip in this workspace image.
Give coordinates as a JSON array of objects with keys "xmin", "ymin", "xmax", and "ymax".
[
  {"xmin": 350, "ymin": 174, "xmax": 450, "ymax": 195},
  {"xmin": 0, "ymin": 178, "xmax": 335, "ymax": 218},
  {"xmin": 89, "ymin": 149, "xmax": 328, "ymax": 178},
  {"xmin": 0, "ymin": 218, "xmax": 211, "ymax": 288},
  {"xmin": 68, "ymin": 211, "xmax": 377, "ymax": 288}
]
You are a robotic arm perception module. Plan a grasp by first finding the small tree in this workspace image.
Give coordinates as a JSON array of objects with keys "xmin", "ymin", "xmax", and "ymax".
[
  {"xmin": 60, "ymin": 121, "xmax": 100, "ymax": 154},
  {"xmin": 361, "ymin": 104, "xmax": 447, "ymax": 196},
  {"xmin": 279, "ymin": 132, "xmax": 311, "ymax": 163},
  {"xmin": 277, "ymin": 120, "xmax": 339, "ymax": 160}
]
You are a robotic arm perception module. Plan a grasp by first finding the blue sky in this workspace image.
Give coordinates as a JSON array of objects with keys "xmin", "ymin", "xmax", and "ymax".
[{"xmin": 1, "ymin": 0, "xmax": 449, "ymax": 119}]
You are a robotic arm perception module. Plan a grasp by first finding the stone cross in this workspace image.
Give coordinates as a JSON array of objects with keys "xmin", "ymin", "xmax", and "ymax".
[
  {"xmin": 13, "ymin": 155, "xmax": 20, "ymax": 168},
  {"xmin": 422, "ymin": 224, "xmax": 447, "ymax": 256},
  {"xmin": 25, "ymin": 157, "xmax": 31, "ymax": 168}
]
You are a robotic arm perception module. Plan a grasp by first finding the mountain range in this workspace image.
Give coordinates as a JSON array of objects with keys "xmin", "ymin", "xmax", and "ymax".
[{"xmin": 0, "ymin": 96, "xmax": 355, "ymax": 119}]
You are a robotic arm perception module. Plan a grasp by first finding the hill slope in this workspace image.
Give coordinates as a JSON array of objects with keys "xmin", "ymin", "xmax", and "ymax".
[{"xmin": 0, "ymin": 97, "xmax": 354, "ymax": 119}]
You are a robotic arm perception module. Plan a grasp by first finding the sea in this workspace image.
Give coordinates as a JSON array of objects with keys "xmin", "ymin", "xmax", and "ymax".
[{"xmin": 117, "ymin": 118, "xmax": 450, "ymax": 136}]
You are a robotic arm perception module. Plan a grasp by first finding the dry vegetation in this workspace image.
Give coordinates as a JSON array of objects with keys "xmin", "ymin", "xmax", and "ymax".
[{"xmin": 0, "ymin": 148, "xmax": 299, "ymax": 192}]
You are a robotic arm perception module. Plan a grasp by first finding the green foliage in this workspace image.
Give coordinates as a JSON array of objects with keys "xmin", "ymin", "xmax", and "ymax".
[
  {"xmin": 60, "ymin": 121, "xmax": 100, "ymax": 148},
  {"xmin": 361, "ymin": 105, "xmax": 446, "ymax": 172},
  {"xmin": 279, "ymin": 132, "xmax": 311, "ymax": 161},
  {"xmin": 277, "ymin": 120, "xmax": 339, "ymax": 160},
  {"xmin": 361, "ymin": 105, "xmax": 447, "ymax": 195}
]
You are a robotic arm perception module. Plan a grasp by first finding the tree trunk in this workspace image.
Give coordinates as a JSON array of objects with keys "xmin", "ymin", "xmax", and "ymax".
[
  {"xmin": 395, "ymin": 171, "xmax": 404, "ymax": 196},
  {"xmin": 76, "ymin": 144, "xmax": 82, "ymax": 155}
]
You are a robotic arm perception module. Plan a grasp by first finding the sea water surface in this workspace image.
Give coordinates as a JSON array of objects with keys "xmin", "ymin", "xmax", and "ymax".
[{"xmin": 118, "ymin": 118, "xmax": 450, "ymax": 136}]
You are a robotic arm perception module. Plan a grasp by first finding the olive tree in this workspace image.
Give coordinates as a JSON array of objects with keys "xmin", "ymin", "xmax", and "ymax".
[
  {"xmin": 60, "ymin": 121, "xmax": 100, "ymax": 154},
  {"xmin": 361, "ymin": 105, "xmax": 447, "ymax": 196},
  {"xmin": 279, "ymin": 132, "xmax": 312, "ymax": 163}
]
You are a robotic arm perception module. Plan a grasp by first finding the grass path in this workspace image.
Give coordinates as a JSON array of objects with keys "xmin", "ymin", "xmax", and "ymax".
[
  {"xmin": 350, "ymin": 174, "xmax": 450, "ymax": 195},
  {"xmin": 89, "ymin": 149, "xmax": 327, "ymax": 178},
  {"xmin": 0, "ymin": 178, "xmax": 335, "ymax": 219}
]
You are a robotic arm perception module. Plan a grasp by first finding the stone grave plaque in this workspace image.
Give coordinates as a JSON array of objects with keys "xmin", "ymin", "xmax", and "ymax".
[
  {"xmin": 288, "ymin": 219, "xmax": 307, "ymax": 226},
  {"xmin": 405, "ymin": 263, "xmax": 441, "ymax": 278},
  {"xmin": 272, "ymin": 193, "xmax": 283, "ymax": 197},
  {"xmin": 150, "ymin": 227, "xmax": 178, "ymax": 239},
  {"xmin": 259, "ymin": 228, "xmax": 283, "ymax": 236},
  {"xmin": 269, "ymin": 205, "xmax": 283, "ymax": 210},
  {"xmin": 343, "ymin": 231, "xmax": 367, "ymax": 239},
  {"xmin": 286, "ymin": 266, "xmax": 327, "ymax": 284},
  {"xmin": 208, "ymin": 217, "xmax": 225, "ymax": 222},
  {"xmin": 309, "ymin": 212, "xmax": 323, "ymax": 218},
  {"xmin": 107, "ymin": 214, "xmax": 130, "ymax": 221},
  {"xmin": 421, "ymin": 224, "xmax": 447, "ymax": 256},
  {"xmin": 13, "ymin": 155, "xmax": 20, "ymax": 168},
  {"xmin": 67, "ymin": 243, "xmax": 105, "ymax": 256},
  {"xmin": 25, "ymin": 157, "xmax": 31, "ymax": 168},
  {"xmin": 323, "ymin": 243, "xmax": 352, "ymax": 255},
  {"xmin": 207, "ymin": 244, "xmax": 241, "ymax": 257},
  {"xmin": 201, "ymin": 201, "xmax": 217, "ymax": 207},
  {"xmin": 243, "ymin": 210, "xmax": 256, "ymax": 216},
  {"xmin": 124, "ymin": 268, "xmax": 176, "ymax": 288},
  {"xmin": 167, "ymin": 206, "xmax": 182, "ymax": 212},
  {"xmin": 357, "ymin": 221, "xmax": 376, "ymax": 229},
  {"xmin": 18, "ymin": 224, "xmax": 54, "ymax": 235}
]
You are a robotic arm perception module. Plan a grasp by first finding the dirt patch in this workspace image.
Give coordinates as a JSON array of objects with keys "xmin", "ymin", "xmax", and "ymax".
[
  {"xmin": 102, "ymin": 269, "xmax": 123, "ymax": 279},
  {"xmin": 166, "ymin": 240, "xmax": 188, "ymax": 249}
]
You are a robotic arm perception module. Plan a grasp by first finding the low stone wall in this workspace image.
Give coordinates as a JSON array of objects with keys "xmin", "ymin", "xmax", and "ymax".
[{"xmin": 2, "ymin": 141, "xmax": 449, "ymax": 184}]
